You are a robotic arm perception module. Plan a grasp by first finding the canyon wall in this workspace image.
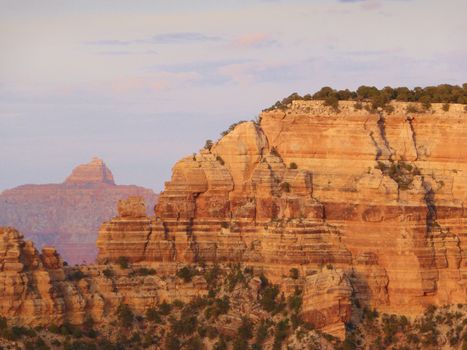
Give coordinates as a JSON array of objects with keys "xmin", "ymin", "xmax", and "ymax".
[
  {"xmin": 0, "ymin": 158, "xmax": 158, "ymax": 264},
  {"xmin": 1, "ymin": 101, "xmax": 465, "ymax": 339},
  {"xmin": 0, "ymin": 226, "xmax": 207, "ymax": 327},
  {"xmin": 96, "ymin": 101, "xmax": 466, "ymax": 334}
]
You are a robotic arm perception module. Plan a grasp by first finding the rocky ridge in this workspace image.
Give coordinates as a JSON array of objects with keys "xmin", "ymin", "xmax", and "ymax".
[
  {"xmin": 0, "ymin": 158, "xmax": 158, "ymax": 264},
  {"xmin": 0, "ymin": 100, "xmax": 466, "ymax": 345},
  {"xmin": 96, "ymin": 100, "xmax": 466, "ymax": 334}
]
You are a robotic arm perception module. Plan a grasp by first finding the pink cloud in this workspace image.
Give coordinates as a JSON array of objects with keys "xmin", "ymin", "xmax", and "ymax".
[
  {"xmin": 107, "ymin": 72, "xmax": 201, "ymax": 95},
  {"xmin": 233, "ymin": 33, "xmax": 275, "ymax": 48}
]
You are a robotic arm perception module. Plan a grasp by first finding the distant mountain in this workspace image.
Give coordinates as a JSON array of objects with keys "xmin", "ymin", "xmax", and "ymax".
[{"xmin": 0, "ymin": 157, "xmax": 158, "ymax": 264}]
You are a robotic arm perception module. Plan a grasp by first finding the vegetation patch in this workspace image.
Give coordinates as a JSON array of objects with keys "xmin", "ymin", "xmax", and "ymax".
[
  {"xmin": 375, "ymin": 160, "xmax": 421, "ymax": 190},
  {"xmin": 264, "ymin": 84, "xmax": 467, "ymax": 112}
]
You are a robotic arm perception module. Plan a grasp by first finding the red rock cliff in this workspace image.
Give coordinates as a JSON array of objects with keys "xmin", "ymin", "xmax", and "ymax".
[{"xmin": 97, "ymin": 101, "xmax": 466, "ymax": 321}]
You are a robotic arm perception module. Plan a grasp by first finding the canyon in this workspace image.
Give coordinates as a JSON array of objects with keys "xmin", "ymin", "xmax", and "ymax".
[
  {"xmin": 0, "ymin": 157, "xmax": 158, "ymax": 264},
  {"xmin": 0, "ymin": 100, "xmax": 466, "ymax": 348}
]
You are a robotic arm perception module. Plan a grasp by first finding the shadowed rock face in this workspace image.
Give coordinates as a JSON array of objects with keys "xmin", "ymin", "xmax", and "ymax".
[
  {"xmin": 0, "ymin": 158, "xmax": 158, "ymax": 264},
  {"xmin": 96, "ymin": 101, "xmax": 466, "ymax": 335}
]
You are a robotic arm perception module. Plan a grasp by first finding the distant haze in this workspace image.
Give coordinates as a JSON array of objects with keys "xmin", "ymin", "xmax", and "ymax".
[{"xmin": 1, "ymin": 0, "xmax": 466, "ymax": 192}]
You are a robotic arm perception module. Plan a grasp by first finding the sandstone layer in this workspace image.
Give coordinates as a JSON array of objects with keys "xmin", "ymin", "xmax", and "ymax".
[
  {"xmin": 96, "ymin": 101, "xmax": 466, "ymax": 335},
  {"xmin": 0, "ymin": 226, "xmax": 207, "ymax": 327},
  {"xmin": 1, "ymin": 101, "xmax": 465, "ymax": 340},
  {"xmin": 0, "ymin": 158, "xmax": 158, "ymax": 264}
]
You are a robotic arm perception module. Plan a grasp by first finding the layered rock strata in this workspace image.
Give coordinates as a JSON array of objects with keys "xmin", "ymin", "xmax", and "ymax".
[
  {"xmin": 0, "ymin": 158, "xmax": 158, "ymax": 264},
  {"xmin": 96, "ymin": 101, "xmax": 466, "ymax": 334},
  {"xmin": 1, "ymin": 101, "xmax": 465, "ymax": 339},
  {"xmin": 0, "ymin": 227, "xmax": 207, "ymax": 327}
]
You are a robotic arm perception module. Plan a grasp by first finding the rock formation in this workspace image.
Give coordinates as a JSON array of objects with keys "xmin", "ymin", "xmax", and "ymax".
[
  {"xmin": 65, "ymin": 157, "xmax": 116, "ymax": 185},
  {"xmin": 0, "ymin": 158, "xmax": 158, "ymax": 264},
  {"xmin": 0, "ymin": 226, "xmax": 208, "ymax": 327},
  {"xmin": 1, "ymin": 101, "xmax": 465, "ymax": 341},
  {"xmin": 96, "ymin": 101, "xmax": 466, "ymax": 336}
]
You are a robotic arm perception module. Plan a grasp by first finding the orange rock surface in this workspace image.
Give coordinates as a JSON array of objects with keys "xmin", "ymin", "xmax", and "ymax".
[
  {"xmin": 1, "ymin": 101, "xmax": 465, "ymax": 339},
  {"xmin": 0, "ymin": 226, "xmax": 208, "ymax": 327},
  {"xmin": 96, "ymin": 101, "xmax": 466, "ymax": 335}
]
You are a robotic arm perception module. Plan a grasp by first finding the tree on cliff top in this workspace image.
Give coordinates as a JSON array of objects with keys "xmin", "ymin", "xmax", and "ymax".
[{"xmin": 264, "ymin": 83, "xmax": 467, "ymax": 111}]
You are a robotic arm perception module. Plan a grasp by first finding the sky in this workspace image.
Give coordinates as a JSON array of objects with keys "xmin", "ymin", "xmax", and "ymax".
[{"xmin": 1, "ymin": 0, "xmax": 466, "ymax": 192}]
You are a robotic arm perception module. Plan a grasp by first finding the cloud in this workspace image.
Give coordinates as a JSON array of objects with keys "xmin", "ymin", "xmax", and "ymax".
[
  {"xmin": 148, "ymin": 59, "xmax": 252, "ymax": 73},
  {"xmin": 85, "ymin": 39, "xmax": 134, "ymax": 46},
  {"xmin": 337, "ymin": 0, "xmax": 382, "ymax": 10},
  {"xmin": 97, "ymin": 49, "xmax": 158, "ymax": 56},
  {"xmin": 233, "ymin": 33, "xmax": 277, "ymax": 48},
  {"xmin": 86, "ymin": 32, "xmax": 221, "ymax": 47},
  {"xmin": 146, "ymin": 59, "xmax": 254, "ymax": 86},
  {"xmin": 148, "ymin": 32, "xmax": 221, "ymax": 44}
]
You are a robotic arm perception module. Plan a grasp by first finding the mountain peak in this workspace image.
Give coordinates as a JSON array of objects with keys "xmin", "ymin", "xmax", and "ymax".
[{"xmin": 64, "ymin": 157, "xmax": 115, "ymax": 185}]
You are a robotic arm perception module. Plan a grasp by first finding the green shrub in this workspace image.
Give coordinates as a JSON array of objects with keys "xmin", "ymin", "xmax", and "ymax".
[
  {"xmin": 133, "ymin": 267, "xmax": 156, "ymax": 276},
  {"xmin": 362, "ymin": 307, "xmax": 379, "ymax": 323},
  {"xmin": 67, "ymin": 270, "xmax": 85, "ymax": 281},
  {"xmin": 254, "ymin": 320, "xmax": 270, "ymax": 348},
  {"xmin": 177, "ymin": 266, "xmax": 196, "ymax": 282},
  {"xmin": 324, "ymin": 96, "xmax": 339, "ymax": 110},
  {"xmin": 102, "ymin": 268, "xmax": 114, "ymax": 278},
  {"xmin": 173, "ymin": 299, "xmax": 185, "ymax": 308},
  {"xmin": 260, "ymin": 284, "xmax": 281, "ymax": 313},
  {"xmin": 205, "ymin": 265, "xmax": 221, "ymax": 284},
  {"xmin": 272, "ymin": 319, "xmax": 289, "ymax": 350},
  {"xmin": 146, "ymin": 307, "xmax": 161, "ymax": 323},
  {"xmin": 117, "ymin": 256, "xmax": 129, "ymax": 269},
  {"xmin": 10, "ymin": 325, "xmax": 36, "ymax": 339},
  {"xmin": 117, "ymin": 304, "xmax": 134, "ymax": 328},
  {"xmin": 216, "ymin": 296, "xmax": 230, "ymax": 314},
  {"xmin": 204, "ymin": 139, "xmax": 213, "ymax": 150},
  {"xmin": 159, "ymin": 301, "xmax": 172, "ymax": 315},
  {"xmin": 375, "ymin": 160, "xmax": 420, "ymax": 190},
  {"xmin": 185, "ymin": 336, "xmax": 205, "ymax": 350},
  {"xmin": 442, "ymin": 103, "xmax": 450, "ymax": 111},
  {"xmin": 420, "ymin": 96, "xmax": 431, "ymax": 110},
  {"xmin": 238, "ymin": 317, "xmax": 253, "ymax": 340},
  {"xmin": 214, "ymin": 337, "xmax": 228, "ymax": 350},
  {"xmin": 288, "ymin": 162, "xmax": 298, "ymax": 169},
  {"xmin": 171, "ymin": 315, "xmax": 197, "ymax": 336},
  {"xmin": 281, "ymin": 182, "xmax": 291, "ymax": 193},
  {"xmin": 0, "ymin": 316, "xmax": 7, "ymax": 330},
  {"xmin": 164, "ymin": 333, "xmax": 181, "ymax": 350},
  {"xmin": 48, "ymin": 323, "xmax": 60, "ymax": 334},
  {"xmin": 287, "ymin": 289, "xmax": 302, "ymax": 313},
  {"xmin": 226, "ymin": 265, "xmax": 245, "ymax": 291},
  {"xmin": 206, "ymin": 326, "xmax": 219, "ymax": 339},
  {"xmin": 289, "ymin": 268, "xmax": 299, "ymax": 279},
  {"xmin": 63, "ymin": 340, "xmax": 98, "ymax": 350}
]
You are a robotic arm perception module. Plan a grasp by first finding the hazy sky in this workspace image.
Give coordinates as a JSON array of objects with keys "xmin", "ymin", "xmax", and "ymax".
[{"xmin": 1, "ymin": 0, "xmax": 466, "ymax": 192}]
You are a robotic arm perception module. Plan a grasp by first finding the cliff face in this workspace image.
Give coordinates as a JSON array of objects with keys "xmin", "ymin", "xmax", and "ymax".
[
  {"xmin": 0, "ymin": 158, "xmax": 158, "ymax": 264},
  {"xmin": 1, "ymin": 101, "xmax": 465, "ymax": 340},
  {"xmin": 96, "ymin": 101, "xmax": 466, "ymax": 334},
  {"xmin": 0, "ymin": 227, "xmax": 208, "ymax": 327}
]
